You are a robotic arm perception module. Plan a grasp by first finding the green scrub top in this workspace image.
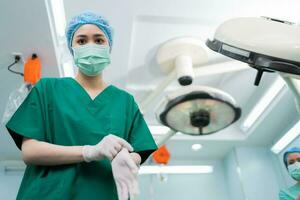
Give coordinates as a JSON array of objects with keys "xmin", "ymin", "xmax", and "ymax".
[
  {"xmin": 6, "ymin": 77, "xmax": 157, "ymax": 200},
  {"xmin": 279, "ymin": 184, "xmax": 300, "ymax": 200}
]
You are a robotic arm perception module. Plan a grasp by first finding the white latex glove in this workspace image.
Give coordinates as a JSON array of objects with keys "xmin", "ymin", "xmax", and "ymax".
[
  {"xmin": 82, "ymin": 134, "xmax": 133, "ymax": 162},
  {"xmin": 112, "ymin": 148, "xmax": 140, "ymax": 200}
]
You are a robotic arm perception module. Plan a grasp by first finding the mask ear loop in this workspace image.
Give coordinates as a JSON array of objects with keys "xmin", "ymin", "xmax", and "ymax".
[{"xmin": 71, "ymin": 47, "xmax": 76, "ymax": 57}]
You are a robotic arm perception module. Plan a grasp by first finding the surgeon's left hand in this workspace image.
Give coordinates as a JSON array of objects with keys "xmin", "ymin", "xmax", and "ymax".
[{"xmin": 112, "ymin": 148, "xmax": 139, "ymax": 200}]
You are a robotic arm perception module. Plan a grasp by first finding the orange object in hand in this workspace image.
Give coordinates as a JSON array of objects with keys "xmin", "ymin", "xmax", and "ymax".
[
  {"xmin": 24, "ymin": 54, "xmax": 41, "ymax": 85},
  {"xmin": 153, "ymin": 145, "xmax": 170, "ymax": 165}
]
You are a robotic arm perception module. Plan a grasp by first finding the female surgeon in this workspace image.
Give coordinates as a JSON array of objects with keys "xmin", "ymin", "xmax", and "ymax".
[
  {"xmin": 5, "ymin": 11, "xmax": 157, "ymax": 200},
  {"xmin": 279, "ymin": 147, "xmax": 300, "ymax": 200}
]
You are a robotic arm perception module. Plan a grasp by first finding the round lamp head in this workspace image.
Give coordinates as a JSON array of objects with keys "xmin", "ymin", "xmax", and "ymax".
[{"xmin": 156, "ymin": 86, "xmax": 241, "ymax": 135}]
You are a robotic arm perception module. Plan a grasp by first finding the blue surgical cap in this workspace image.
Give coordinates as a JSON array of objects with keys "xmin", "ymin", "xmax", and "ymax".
[
  {"xmin": 283, "ymin": 147, "xmax": 300, "ymax": 168},
  {"xmin": 66, "ymin": 11, "xmax": 113, "ymax": 53}
]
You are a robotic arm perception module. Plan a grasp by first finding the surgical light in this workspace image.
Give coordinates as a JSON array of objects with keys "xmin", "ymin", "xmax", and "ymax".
[
  {"xmin": 156, "ymin": 85, "xmax": 241, "ymax": 135},
  {"xmin": 206, "ymin": 17, "xmax": 300, "ymax": 86}
]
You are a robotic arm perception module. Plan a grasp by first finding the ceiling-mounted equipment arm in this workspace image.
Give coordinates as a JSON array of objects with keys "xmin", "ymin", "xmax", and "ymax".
[
  {"xmin": 279, "ymin": 73, "xmax": 300, "ymax": 112},
  {"xmin": 140, "ymin": 69, "xmax": 176, "ymax": 114},
  {"xmin": 155, "ymin": 129, "xmax": 177, "ymax": 147}
]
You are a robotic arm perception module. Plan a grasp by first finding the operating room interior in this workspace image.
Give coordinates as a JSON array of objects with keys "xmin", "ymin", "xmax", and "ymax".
[{"xmin": 1, "ymin": 0, "xmax": 300, "ymax": 199}]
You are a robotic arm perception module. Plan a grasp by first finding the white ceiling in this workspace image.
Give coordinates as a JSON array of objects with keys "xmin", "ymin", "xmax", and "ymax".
[{"xmin": 0, "ymin": 0, "xmax": 299, "ymax": 161}]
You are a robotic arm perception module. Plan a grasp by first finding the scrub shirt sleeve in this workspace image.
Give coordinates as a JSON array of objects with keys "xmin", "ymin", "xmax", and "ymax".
[
  {"xmin": 128, "ymin": 96, "xmax": 157, "ymax": 164},
  {"xmin": 279, "ymin": 189, "xmax": 294, "ymax": 200},
  {"xmin": 5, "ymin": 80, "xmax": 46, "ymax": 150}
]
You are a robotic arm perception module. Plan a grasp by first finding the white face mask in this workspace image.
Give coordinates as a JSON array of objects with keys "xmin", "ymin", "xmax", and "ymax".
[{"xmin": 288, "ymin": 161, "xmax": 300, "ymax": 180}]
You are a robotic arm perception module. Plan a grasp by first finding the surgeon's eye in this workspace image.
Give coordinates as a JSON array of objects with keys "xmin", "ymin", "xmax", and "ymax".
[
  {"xmin": 77, "ymin": 39, "xmax": 86, "ymax": 45},
  {"xmin": 95, "ymin": 38, "xmax": 105, "ymax": 44},
  {"xmin": 289, "ymin": 160, "xmax": 296, "ymax": 165}
]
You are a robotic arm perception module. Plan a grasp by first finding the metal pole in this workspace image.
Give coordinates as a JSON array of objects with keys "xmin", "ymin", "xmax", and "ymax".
[
  {"xmin": 155, "ymin": 129, "xmax": 177, "ymax": 147},
  {"xmin": 140, "ymin": 69, "xmax": 176, "ymax": 114},
  {"xmin": 279, "ymin": 73, "xmax": 300, "ymax": 113}
]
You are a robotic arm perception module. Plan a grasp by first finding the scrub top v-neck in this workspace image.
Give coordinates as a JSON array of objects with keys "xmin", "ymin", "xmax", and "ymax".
[
  {"xmin": 6, "ymin": 77, "xmax": 157, "ymax": 200},
  {"xmin": 66, "ymin": 78, "xmax": 113, "ymax": 120},
  {"xmin": 68, "ymin": 77, "xmax": 111, "ymax": 103}
]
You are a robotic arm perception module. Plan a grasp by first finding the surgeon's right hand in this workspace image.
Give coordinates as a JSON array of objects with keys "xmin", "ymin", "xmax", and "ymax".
[
  {"xmin": 112, "ymin": 148, "xmax": 139, "ymax": 200},
  {"xmin": 82, "ymin": 134, "xmax": 134, "ymax": 162}
]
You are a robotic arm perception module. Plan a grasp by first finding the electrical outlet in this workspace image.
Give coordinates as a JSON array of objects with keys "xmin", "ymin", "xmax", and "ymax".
[{"xmin": 11, "ymin": 52, "xmax": 24, "ymax": 63}]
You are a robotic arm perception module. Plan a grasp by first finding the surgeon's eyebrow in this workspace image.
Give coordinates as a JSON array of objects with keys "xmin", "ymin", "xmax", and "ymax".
[
  {"xmin": 75, "ymin": 34, "xmax": 88, "ymax": 38},
  {"xmin": 93, "ymin": 34, "xmax": 106, "ymax": 38}
]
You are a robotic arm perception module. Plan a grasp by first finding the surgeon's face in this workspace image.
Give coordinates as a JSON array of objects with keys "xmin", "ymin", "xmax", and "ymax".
[
  {"xmin": 287, "ymin": 153, "xmax": 300, "ymax": 165},
  {"xmin": 72, "ymin": 24, "xmax": 109, "ymax": 48}
]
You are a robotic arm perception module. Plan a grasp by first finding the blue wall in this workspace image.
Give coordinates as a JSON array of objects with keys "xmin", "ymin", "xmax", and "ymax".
[
  {"xmin": 224, "ymin": 147, "xmax": 281, "ymax": 200},
  {"xmin": 224, "ymin": 149, "xmax": 245, "ymax": 200},
  {"xmin": 0, "ymin": 164, "xmax": 23, "ymax": 200},
  {"xmin": 136, "ymin": 160, "xmax": 230, "ymax": 200}
]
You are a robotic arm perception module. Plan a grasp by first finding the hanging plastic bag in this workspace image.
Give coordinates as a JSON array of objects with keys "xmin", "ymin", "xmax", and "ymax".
[{"xmin": 2, "ymin": 83, "xmax": 31, "ymax": 124}]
